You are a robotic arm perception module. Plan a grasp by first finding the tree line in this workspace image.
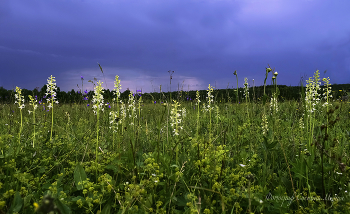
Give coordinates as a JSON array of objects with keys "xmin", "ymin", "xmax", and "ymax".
[{"xmin": 0, "ymin": 83, "xmax": 349, "ymax": 104}]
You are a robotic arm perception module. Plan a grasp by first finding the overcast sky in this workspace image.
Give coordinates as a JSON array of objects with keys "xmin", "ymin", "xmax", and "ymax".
[{"xmin": 1, "ymin": 0, "xmax": 349, "ymax": 93}]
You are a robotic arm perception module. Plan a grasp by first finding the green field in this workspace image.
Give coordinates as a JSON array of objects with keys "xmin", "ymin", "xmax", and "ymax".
[{"xmin": 0, "ymin": 70, "xmax": 350, "ymax": 213}]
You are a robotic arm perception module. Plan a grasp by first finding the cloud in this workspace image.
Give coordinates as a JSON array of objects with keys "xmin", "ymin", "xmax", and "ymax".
[{"xmin": 1, "ymin": 0, "xmax": 350, "ymax": 92}]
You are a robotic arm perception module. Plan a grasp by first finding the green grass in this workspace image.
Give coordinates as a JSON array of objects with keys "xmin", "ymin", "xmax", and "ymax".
[{"xmin": 0, "ymin": 74, "xmax": 350, "ymax": 214}]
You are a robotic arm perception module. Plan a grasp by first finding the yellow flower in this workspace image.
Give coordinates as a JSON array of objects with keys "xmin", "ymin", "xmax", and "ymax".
[{"xmin": 33, "ymin": 202, "xmax": 39, "ymax": 211}]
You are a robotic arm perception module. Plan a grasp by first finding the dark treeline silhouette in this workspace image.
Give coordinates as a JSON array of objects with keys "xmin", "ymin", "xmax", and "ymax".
[{"xmin": 0, "ymin": 83, "xmax": 349, "ymax": 104}]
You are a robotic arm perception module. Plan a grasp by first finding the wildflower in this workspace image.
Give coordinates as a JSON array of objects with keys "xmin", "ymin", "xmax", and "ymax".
[
  {"xmin": 46, "ymin": 76, "xmax": 59, "ymax": 108},
  {"xmin": 33, "ymin": 202, "xmax": 39, "ymax": 211},
  {"xmin": 112, "ymin": 75, "xmax": 121, "ymax": 101},
  {"xmin": 182, "ymin": 107, "xmax": 186, "ymax": 118},
  {"xmin": 15, "ymin": 86, "xmax": 25, "ymax": 144},
  {"xmin": 322, "ymin": 77, "xmax": 332, "ymax": 108},
  {"xmin": 243, "ymin": 78, "xmax": 249, "ymax": 100},
  {"xmin": 109, "ymin": 110, "xmax": 121, "ymax": 132},
  {"xmin": 239, "ymin": 164, "xmax": 246, "ymax": 167},
  {"xmin": 202, "ymin": 84, "xmax": 214, "ymax": 112},
  {"xmin": 261, "ymin": 113, "xmax": 268, "ymax": 135},
  {"xmin": 119, "ymin": 100, "xmax": 126, "ymax": 123},
  {"xmin": 127, "ymin": 91, "xmax": 137, "ymax": 127},
  {"xmin": 170, "ymin": 100, "xmax": 183, "ymax": 136},
  {"xmin": 15, "ymin": 86, "xmax": 25, "ymax": 109},
  {"xmin": 270, "ymin": 93, "xmax": 278, "ymax": 114},
  {"xmin": 305, "ymin": 70, "xmax": 321, "ymax": 115},
  {"xmin": 92, "ymin": 81, "xmax": 104, "ymax": 115}
]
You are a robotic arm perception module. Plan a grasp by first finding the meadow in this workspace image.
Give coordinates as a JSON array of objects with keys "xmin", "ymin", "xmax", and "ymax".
[{"xmin": 0, "ymin": 69, "xmax": 350, "ymax": 213}]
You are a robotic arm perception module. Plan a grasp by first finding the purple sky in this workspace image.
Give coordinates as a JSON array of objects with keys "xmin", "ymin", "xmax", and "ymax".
[{"xmin": 1, "ymin": 0, "xmax": 350, "ymax": 93}]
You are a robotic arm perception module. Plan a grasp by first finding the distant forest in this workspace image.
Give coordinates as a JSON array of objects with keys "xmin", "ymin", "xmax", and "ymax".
[{"xmin": 0, "ymin": 83, "xmax": 349, "ymax": 104}]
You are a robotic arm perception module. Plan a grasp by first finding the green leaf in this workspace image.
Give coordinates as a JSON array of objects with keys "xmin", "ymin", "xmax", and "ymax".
[
  {"xmin": 71, "ymin": 196, "xmax": 84, "ymax": 202},
  {"xmin": 39, "ymin": 166, "xmax": 46, "ymax": 174},
  {"xmin": 101, "ymin": 203, "xmax": 112, "ymax": 214},
  {"xmin": 74, "ymin": 163, "xmax": 87, "ymax": 190},
  {"xmin": 57, "ymin": 168, "xmax": 65, "ymax": 187},
  {"xmin": 267, "ymin": 141, "xmax": 278, "ymax": 150},
  {"xmin": 105, "ymin": 165, "xmax": 118, "ymax": 173},
  {"xmin": 42, "ymin": 183, "xmax": 51, "ymax": 190},
  {"xmin": 144, "ymin": 194, "xmax": 153, "ymax": 208},
  {"xmin": 10, "ymin": 191, "xmax": 23, "ymax": 213},
  {"xmin": 23, "ymin": 194, "xmax": 33, "ymax": 208},
  {"xmin": 55, "ymin": 198, "xmax": 71, "ymax": 214},
  {"xmin": 323, "ymin": 163, "xmax": 334, "ymax": 172}
]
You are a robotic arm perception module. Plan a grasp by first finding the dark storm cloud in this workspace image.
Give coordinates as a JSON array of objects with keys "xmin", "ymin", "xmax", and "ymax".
[{"xmin": 0, "ymin": 0, "xmax": 349, "ymax": 92}]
